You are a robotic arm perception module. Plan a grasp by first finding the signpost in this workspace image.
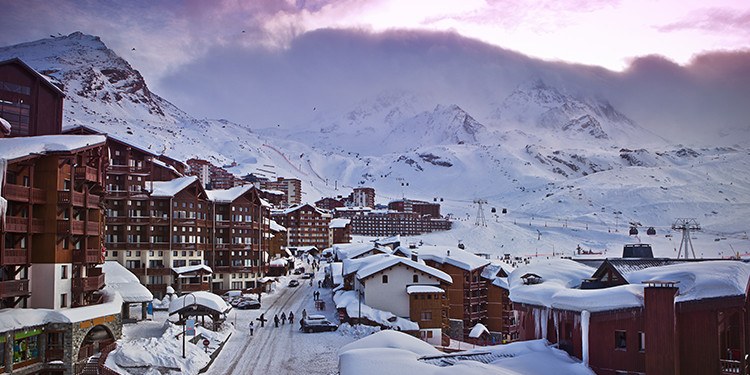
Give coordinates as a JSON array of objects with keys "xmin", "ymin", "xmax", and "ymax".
[{"xmin": 203, "ymin": 339, "xmax": 210, "ymax": 353}]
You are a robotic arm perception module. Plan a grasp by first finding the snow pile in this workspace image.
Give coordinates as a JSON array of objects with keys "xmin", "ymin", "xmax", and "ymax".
[
  {"xmin": 334, "ymin": 290, "xmax": 419, "ymax": 331},
  {"xmin": 415, "ymin": 245, "xmax": 491, "ymax": 271},
  {"xmin": 102, "ymin": 261, "xmax": 153, "ymax": 303},
  {"xmin": 339, "ymin": 331, "xmax": 594, "ymax": 375},
  {"xmin": 337, "ymin": 322, "xmax": 382, "ymax": 339},
  {"xmin": 508, "ymin": 259, "xmax": 594, "ymax": 309},
  {"xmin": 107, "ymin": 320, "xmax": 232, "ymax": 374}
]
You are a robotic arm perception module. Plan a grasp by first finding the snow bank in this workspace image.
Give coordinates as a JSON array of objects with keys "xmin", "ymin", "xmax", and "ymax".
[
  {"xmin": 334, "ymin": 290, "xmax": 419, "ymax": 331},
  {"xmin": 339, "ymin": 329, "xmax": 441, "ymax": 357}
]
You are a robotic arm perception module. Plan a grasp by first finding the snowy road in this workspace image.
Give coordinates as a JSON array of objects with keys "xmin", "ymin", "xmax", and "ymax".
[{"xmin": 205, "ymin": 270, "xmax": 356, "ymax": 375}]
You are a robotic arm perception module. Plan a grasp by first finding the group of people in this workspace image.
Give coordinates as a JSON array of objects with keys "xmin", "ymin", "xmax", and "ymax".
[{"xmin": 272, "ymin": 310, "xmax": 296, "ymax": 327}]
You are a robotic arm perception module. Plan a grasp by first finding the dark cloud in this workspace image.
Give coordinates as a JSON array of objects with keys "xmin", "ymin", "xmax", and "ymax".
[{"xmin": 156, "ymin": 28, "xmax": 750, "ymax": 145}]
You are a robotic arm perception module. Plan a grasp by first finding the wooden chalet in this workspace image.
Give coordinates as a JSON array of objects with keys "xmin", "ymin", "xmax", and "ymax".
[{"xmin": 0, "ymin": 58, "xmax": 65, "ymax": 137}]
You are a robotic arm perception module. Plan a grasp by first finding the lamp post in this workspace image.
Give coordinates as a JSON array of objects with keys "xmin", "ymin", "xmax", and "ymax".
[
  {"xmin": 357, "ymin": 289, "xmax": 363, "ymax": 325},
  {"xmin": 182, "ymin": 292, "xmax": 198, "ymax": 359}
]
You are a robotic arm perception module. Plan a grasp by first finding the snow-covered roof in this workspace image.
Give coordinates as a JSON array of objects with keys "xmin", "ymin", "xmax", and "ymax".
[
  {"xmin": 168, "ymin": 291, "xmax": 230, "ymax": 315},
  {"xmin": 0, "ymin": 134, "xmax": 106, "ymax": 162},
  {"xmin": 0, "ymin": 286, "xmax": 122, "ymax": 333},
  {"xmin": 468, "ymin": 323, "xmax": 489, "ymax": 338},
  {"xmin": 291, "ymin": 246, "xmax": 318, "ymax": 253},
  {"xmin": 481, "ymin": 263, "xmax": 512, "ymax": 290},
  {"xmin": 326, "ymin": 262, "xmax": 344, "ymax": 286},
  {"xmin": 279, "ymin": 203, "xmax": 331, "ymax": 216},
  {"xmin": 270, "ymin": 258, "xmax": 287, "ymax": 267},
  {"xmin": 151, "ymin": 158, "xmax": 183, "ymax": 176},
  {"xmin": 172, "ymin": 264, "xmax": 212, "ymax": 275},
  {"xmin": 102, "ymin": 261, "xmax": 153, "ymax": 303},
  {"xmin": 412, "ymin": 245, "xmax": 491, "ymax": 271},
  {"xmin": 329, "ymin": 218, "xmax": 351, "ymax": 229},
  {"xmin": 0, "ymin": 116, "xmax": 10, "ymax": 135},
  {"xmin": 353, "ymin": 254, "xmax": 452, "ymax": 284},
  {"xmin": 334, "ymin": 243, "xmax": 388, "ymax": 260},
  {"xmin": 509, "ymin": 259, "xmax": 750, "ymax": 313},
  {"xmin": 149, "ymin": 176, "xmax": 199, "ymax": 197},
  {"xmin": 262, "ymin": 189, "xmax": 284, "ymax": 195},
  {"xmin": 406, "ymin": 285, "xmax": 444, "ymax": 294},
  {"xmin": 206, "ymin": 184, "xmax": 254, "ymax": 203},
  {"xmin": 270, "ymin": 219, "xmax": 286, "ymax": 232}
]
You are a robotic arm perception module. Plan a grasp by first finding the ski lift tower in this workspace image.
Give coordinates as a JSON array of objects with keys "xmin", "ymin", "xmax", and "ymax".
[
  {"xmin": 672, "ymin": 218, "xmax": 700, "ymax": 259},
  {"xmin": 474, "ymin": 199, "xmax": 487, "ymax": 227}
]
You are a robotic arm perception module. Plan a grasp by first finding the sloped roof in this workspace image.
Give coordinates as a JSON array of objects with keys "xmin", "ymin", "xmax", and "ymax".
[
  {"xmin": 329, "ymin": 218, "xmax": 351, "ymax": 229},
  {"xmin": 0, "ymin": 58, "xmax": 65, "ymax": 96},
  {"xmin": 406, "ymin": 285, "xmax": 444, "ymax": 294},
  {"xmin": 334, "ymin": 243, "xmax": 388, "ymax": 260},
  {"xmin": 270, "ymin": 219, "xmax": 286, "ymax": 232},
  {"xmin": 414, "ymin": 245, "xmax": 491, "ymax": 271},
  {"xmin": 355, "ymin": 254, "xmax": 452, "ymax": 284},
  {"xmin": 279, "ymin": 203, "xmax": 330, "ymax": 216},
  {"xmin": 0, "ymin": 134, "xmax": 106, "ymax": 162},
  {"xmin": 206, "ymin": 184, "xmax": 254, "ymax": 203},
  {"xmin": 172, "ymin": 264, "xmax": 213, "ymax": 275},
  {"xmin": 168, "ymin": 291, "xmax": 230, "ymax": 315},
  {"xmin": 149, "ymin": 176, "xmax": 199, "ymax": 197}
]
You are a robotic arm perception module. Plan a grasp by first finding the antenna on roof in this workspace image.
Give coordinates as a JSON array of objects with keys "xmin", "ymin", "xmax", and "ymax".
[{"xmin": 672, "ymin": 218, "xmax": 700, "ymax": 259}]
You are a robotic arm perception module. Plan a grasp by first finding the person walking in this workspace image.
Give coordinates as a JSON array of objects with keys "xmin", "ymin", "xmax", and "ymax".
[
  {"xmin": 302, "ymin": 308, "xmax": 307, "ymax": 319},
  {"xmin": 318, "ymin": 280, "xmax": 322, "ymax": 288},
  {"xmin": 288, "ymin": 311, "xmax": 294, "ymax": 323},
  {"xmin": 249, "ymin": 321, "xmax": 254, "ymax": 336},
  {"xmin": 299, "ymin": 317, "xmax": 305, "ymax": 331},
  {"xmin": 274, "ymin": 314, "xmax": 280, "ymax": 328},
  {"xmin": 281, "ymin": 312, "xmax": 287, "ymax": 325},
  {"xmin": 258, "ymin": 313, "xmax": 266, "ymax": 328}
]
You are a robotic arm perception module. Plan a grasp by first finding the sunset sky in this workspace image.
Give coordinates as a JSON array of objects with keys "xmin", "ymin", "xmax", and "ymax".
[{"xmin": 1, "ymin": 0, "xmax": 749, "ymax": 82}]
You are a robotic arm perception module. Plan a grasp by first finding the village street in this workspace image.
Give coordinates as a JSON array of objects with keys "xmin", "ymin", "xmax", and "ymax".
[{"xmin": 205, "ymin": 269, "xmax": 356, "ymax": 375}]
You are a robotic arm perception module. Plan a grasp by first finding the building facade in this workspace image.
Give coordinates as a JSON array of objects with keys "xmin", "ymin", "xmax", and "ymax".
[
  {"xmin": 259, "ymin": 177, "xmax": 301, "ymax": 206},
  {"xmin": 271, "ymin": 203, "xmax": 332, "ymax": 249}
]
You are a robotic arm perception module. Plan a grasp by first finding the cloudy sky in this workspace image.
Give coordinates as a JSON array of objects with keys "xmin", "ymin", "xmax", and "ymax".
[{"xmin": 1, "ymin": 0, "xmax": 749, "ymax": 142}]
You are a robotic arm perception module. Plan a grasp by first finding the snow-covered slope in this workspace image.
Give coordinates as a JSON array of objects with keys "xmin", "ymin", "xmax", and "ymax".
[{"xmin": 2, "ymin": 33, "xmax": 748, "ymax": 259}]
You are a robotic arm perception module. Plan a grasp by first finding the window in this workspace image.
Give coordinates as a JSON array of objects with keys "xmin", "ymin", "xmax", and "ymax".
[
  {"xmin": 638, "ymin": 332, "xmax": 645, "ymax": 352},
  {"xmin": 420, "ymin": 311, "xmax": 432, "ymax": 321},
  {"xmin": 60, "ymin": 294, "xmax": 67, "ymax": 308},
  {"xmin": 61, "ymin": 265, "xmax": 68, "ymax": 279},
  {"xmin": 413, "ymin": 275, "xmax": 419, "ymax": 283},
  {"xmin": 382, "ymin": 275, "xmax": 388, "ymax": 284},
  {"xmin": 615, "ymin": 330, "xmax": 627, "ymax": 350}
]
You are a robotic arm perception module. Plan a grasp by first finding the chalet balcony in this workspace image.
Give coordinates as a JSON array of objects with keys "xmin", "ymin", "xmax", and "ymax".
[
  {"xmin": 465, "ymin": 281, "xmax": 487, "ymax": 290},
  {"xmin": 73, "ymin": 248, "xmax": 102, "ymax": 264},
  {"xmin": 146, "ymin": 283, "xmax": 168, "ymax": 294},
  {"xmin": 215, "ymin": 220, "xmax": 230, "ymax": 228},
  {"xmin": 3, "ymin": 216, "xmax": 44, "ymax": 233},
  {"xmin": 180, "ymin": 282, "xmax": 211, "ymax": 292},
  {"xmin": 1, "ymin": 248, "xmax": 29, "ymax": 265},
  {"xmin": 0, "ymin": 279, "xmax": 30, "ymax": 298},
  {"xmin": 464, "ymin": 309, "xmax": 487, "ymax": 321},
  {"xmin": 3, "ymin": 183, "xmax": 46, "ymax": 204},
  {"xmin": 72, "ymin": 273, "xmax": 106, "ymax": 293},
  {"xmin": 108, "ymin": 164, "xmax": 148, "ymax": 175},
  {"xmin": 85, "ymin": 221, "xmax": 100, "ymax": 236},
  {"xmin": 86, "ymin": 194, "xmax": 100, "ymax": 208},
  {"xmin": 57, "ymin": 190, "xmax": 86, "ymax": 206},
  {"xmin": 130, "ymin": 267, "xmax": 171, "ymax": 276},
  {"xmin": 720, "ymin": 359, "xmax": 742, "ymax": 374},
  {"xmin": 75, "ymin": 165, "xmax": 100, "ymax": 183}
]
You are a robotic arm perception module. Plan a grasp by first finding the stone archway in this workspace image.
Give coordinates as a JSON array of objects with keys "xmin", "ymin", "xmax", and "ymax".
[{"xmin": 76, "ymin": 324, "xmax": 115, "ymax": 362}]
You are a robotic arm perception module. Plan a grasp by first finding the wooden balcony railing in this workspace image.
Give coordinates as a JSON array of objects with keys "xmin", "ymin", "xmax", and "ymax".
[
  {"xmin": 75, "ymin": 165, "xmax": 99, "ymax": 183},
  {"xmin": 74, "ymin": 248, "xmax": 102, "ymax": 264},
  {"xmin": 1, "ymin": 248, "xmax": 29, "ymax": 265},
  {"xmin": 180, "ymin": 282, "xmax": 211, "ymax": 292},
  {"xmin": 3, "ymin": 216, "xmax": 43, "ymax": 233},
  {"xmin": 86, "ymin": 194, "xmax": 101, "ymax": 208},
  {"xmin": 3, "ymin": 184, "xmax": 47, "ymax": 204},
  {"xmin": 0, "ymin": 279, "xmax": 30, "ymax": 298},
  {"xmin": 73, "ymin": 273, "xmax": 106, "ymax": 293}
]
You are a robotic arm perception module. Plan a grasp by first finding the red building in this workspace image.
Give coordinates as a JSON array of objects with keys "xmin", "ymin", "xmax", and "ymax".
[
  {"xmin": 329, "ymin": 218, "xmax": 352, "ymax": 244},
  {"xmin": 315, "ymin": 196, "xmax": 345, "ymax": 210},
  {"xmin": 0, "ymin": 58, "xmax": 65, "ymax": 137},
  {"xmin": 348, "ymin": 210, "xmax": 451, "ymax": 236},
  {"xmin": 512, "ymin": 260, "xmax": 750, "ymax": 375},
  {"xmin": 351, "ymin": 187, "xmax": 375, "ymax": 208},
  {"xmin": 388, "ymin": 198, "xmax": 441, "ymax": 218},
  {"xmin": 271, "ymin": 203, "xmax": 332, "ymax": 249}
]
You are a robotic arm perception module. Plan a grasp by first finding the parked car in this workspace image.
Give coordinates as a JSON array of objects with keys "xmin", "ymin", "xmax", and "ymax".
[
  {"xmin": 293, "ymin": 267, "xmax": 304, "ymax": 275},
  {"xmin": 301, "ymin": 315, "xmax": 338, "ymax": 333},
  {"xmin": 288, "ymin": 279, "xmax": 300, "ymax": 287},
  {"xmin": 236, "ymin": 299, "xmax": 261, "ymax": 310},
  {"xmin": 300, "ymin": 273, "xmax": 314, "ymax": 279}
]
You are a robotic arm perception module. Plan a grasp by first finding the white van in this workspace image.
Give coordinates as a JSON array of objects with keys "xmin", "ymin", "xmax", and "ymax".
[{"xmin": 222, "ymin": 290, "xmax": 242, "ymax": 300}]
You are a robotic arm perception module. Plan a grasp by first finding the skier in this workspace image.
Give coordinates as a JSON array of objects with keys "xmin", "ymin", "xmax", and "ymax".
[
  {"xmin": 249, "ymin": 321, "xmax": 254, "ymax": 336},
  {"xmin": 281, "ymin": 312, "xmax": 287, "ymax": 325},
  {"xmin": 288, "ymin": 311, "xmax": 294, "ymax": 323},
  {"xmin": 257, "ymin": 313, "xmax": 267, "ymax": 328},
  {"xmin": 274, "ymin": 314, "xmax": 280, "ymax": 328}
]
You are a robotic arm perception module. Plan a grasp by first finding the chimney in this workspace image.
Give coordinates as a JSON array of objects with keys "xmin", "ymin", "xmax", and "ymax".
[
  {"xmin": 411, "ymin": 251, "xmax": 418, "ymax": 262},
  {"xmin": 643, "ymin": 280, "xmax": 679, "ymax": 375}
]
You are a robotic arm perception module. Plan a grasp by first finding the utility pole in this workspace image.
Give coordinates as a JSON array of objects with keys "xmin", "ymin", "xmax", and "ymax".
[{"xmin": 672, "ymin": 218, "xmax": 700, "ymax": 259}]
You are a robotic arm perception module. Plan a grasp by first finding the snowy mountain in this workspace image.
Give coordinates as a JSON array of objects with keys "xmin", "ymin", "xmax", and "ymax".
[{"xmin": 1, "ymin": 32, "xmax": 748, "ymax": 259}]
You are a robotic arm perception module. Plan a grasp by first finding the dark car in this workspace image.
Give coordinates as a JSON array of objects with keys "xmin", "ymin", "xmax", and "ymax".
[
  {"xmin": 236, "ymin": 299, "xmax": 261, "ymax": 310},
  {"xmin": 288, "ymin": 279, "xmax": 300, "ymax": 287},
  {"xmin": 301, "ymin": 315, "xmax": 338, "ymax": 333},
  {"xmin": 300, "ymin": 272, "xmax": 314, "ymax": 279}
]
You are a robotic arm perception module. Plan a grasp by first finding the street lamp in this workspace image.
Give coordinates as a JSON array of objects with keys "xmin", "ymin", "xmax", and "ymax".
[
  {"xmin": 182, "ymin": 292, "xmax": 198, "ymax": 359},
  {"xmin": 357, "ymin": 289, "xmax": 364, "ymax": 325}
]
